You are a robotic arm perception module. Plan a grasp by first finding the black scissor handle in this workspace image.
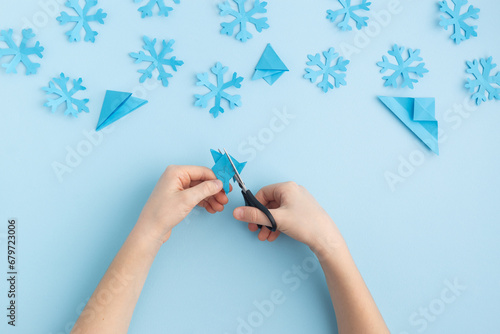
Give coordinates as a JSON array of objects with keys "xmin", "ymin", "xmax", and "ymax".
[{"xmin": 242, "ymin": 189, "xmax": 277, "ymax": 232}]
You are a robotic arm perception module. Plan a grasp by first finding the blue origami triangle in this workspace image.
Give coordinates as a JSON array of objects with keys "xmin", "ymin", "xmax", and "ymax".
[
  {"xmin": 378, "ymin": 96, "xmax": 439, "ymax": 155},
  {"xmin": 255, "ymin": 44, "xmax": 289, "ymax": 71},
  {"xmin": 252, "ymin": 44, "xmax": 288, "ymax": 85},
  {"xmin": 96, "ymin": 90, "xmax": 148, "ymax": 131}
]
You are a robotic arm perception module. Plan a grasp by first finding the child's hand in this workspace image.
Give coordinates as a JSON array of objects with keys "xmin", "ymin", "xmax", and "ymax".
[
  {"xmin": 138, "ymin": 165, "xmax": 227, "ymax": 244},
  {"xmin": 232, "ymin": 182, "xmax": 345, "ymax": 255}
]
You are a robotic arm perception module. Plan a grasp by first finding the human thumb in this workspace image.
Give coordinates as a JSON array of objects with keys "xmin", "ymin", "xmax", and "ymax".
[
  {"xmin": 233, "ymin": 206, "xmax": 280, "ymax": 229},
  {"xmin": 185, "ymin": 179, "xmax": 223, "ymax": 206}
]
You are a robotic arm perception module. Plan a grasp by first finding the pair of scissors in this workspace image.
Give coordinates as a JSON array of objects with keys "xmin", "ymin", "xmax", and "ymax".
[{"xmin": 222, "ymin": 148, "xmax": 277, "ymax": 232}]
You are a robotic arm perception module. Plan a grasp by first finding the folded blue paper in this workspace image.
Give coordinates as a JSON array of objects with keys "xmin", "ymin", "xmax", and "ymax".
[
  {"xmin": 96, "ymin": 91, "xmax": 148, "ymax": 131},
  {"xmin": 378, "ymin": 96, "xmax": 439, "ymax": 155},
  {"xmin": 210, "ymin": 149, "xmax": 246, "ymax": 193},
  {"xmin": 252, "ymin": 44, "xmax": 289, "ymax": 85}
]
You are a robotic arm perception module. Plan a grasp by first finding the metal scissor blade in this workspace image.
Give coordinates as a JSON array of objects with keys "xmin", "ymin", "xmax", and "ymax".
[{"xmin": 223, "ymin": 148, "xmax": 247, "ymax": 191}]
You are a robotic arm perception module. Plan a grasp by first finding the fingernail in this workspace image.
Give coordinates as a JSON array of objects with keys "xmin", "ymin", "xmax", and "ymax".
[
  {"xmin": 213, "ymin": 179, "xmax": 223, "ymax": 189},
  {"xmin": 234, "ymin": 208, "xmax": 242, "ymax": 219}
]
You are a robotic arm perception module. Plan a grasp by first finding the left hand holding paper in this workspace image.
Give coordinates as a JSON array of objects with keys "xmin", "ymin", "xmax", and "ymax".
[{"xmin": 138, "ymin": 165, "xmax": 228, "ymax": 243}]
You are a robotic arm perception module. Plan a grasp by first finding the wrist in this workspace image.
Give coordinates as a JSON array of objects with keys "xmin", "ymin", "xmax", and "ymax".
[
  {"xmin": 310, "ymin": 236, "xmax": 347, "ymax": 260},
  {"xmin": 308, "ymin": 218, "xmax": 348, "ymax": 261},
  {"xmin": 137, "ymin": 206, "xmax": 179, "ymax": 241},
  {"xmin": 133, "ymin": 217, "xmax": 166, "ymax": 251}
]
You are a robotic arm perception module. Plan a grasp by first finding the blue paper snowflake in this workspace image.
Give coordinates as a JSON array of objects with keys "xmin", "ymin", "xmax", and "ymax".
[
  {"xmin": 129, "ymin": 36, "xmax": 184, "ymax": 87},
  {"xmin": 0, "ymin": 29, "xmax": 44, "ymax": 75},
  {"xmin": 195, "ymin": 62, "xmax": 244, "ymax": 118},
  {"xmin": 377, "ymin": 45, "xmax": 429, "ymax": 89},
  {"xmin": 439, "ymin": 0, "xmax": 479, "ymax": 44},
  {"xmin": 134, "ymin": 0, "xmax": 180, "ymax": 18},
  {"xmin": 57, "ymin": 0, "xmax": 107, "ymax": 43},
  {"xmin": 43, "ymin": 73, "xmax": 90, "ymax": 117},
  {"xmin": 219, "ymin": 0, "xmax": 269, "ymax": 42},
  {"xmin": 304, "ymin": 48, "xmax": 350, "ymax": 93},
  {"xmin": 327, "ymin": 0, "xmax": 371, "ymax": 31},
  {"xmin": 465, "ymin": 57, "xmax": 500, "ymax": 106}
]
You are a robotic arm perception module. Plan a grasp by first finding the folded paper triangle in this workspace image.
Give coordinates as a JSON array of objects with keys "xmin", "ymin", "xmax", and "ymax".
[
  {"xmin": 252, "ymin": 44, "xmax": 289, "ymax": 85},
  {"xmin": 378, "ymin": 96, "xmax": 439, "ymax": 155},
  {"xmin": 96, "ymin": 91, "xmax": 148, "ymax": 131}
]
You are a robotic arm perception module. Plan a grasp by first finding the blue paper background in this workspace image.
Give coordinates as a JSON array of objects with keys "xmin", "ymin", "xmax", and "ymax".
[{"xmin": 1, "ymin": 1, "xmax": 499, "ymax": 333}]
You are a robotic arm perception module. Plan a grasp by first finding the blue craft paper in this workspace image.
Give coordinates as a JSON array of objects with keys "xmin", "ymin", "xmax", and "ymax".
[
  {"xmin": 378, "ymin": 96, "xmax": 439, "ymax": 155},
  {"xmin": 43, "ymin": 73, "xmax": 89, "ymax": 117},
  {"xmin": 414, "ymin": 98, "xmax": 436, "ymax": 121},
  {"xmin": 465, "ymin": 57, "xmax": 500, "ymax": 106},
  {"xmin": 0, "ymin": 29, "xmax": 44, "ymax": 75},
  {"xmin": 195, "ymin": 62, "xmax": 243, "ymax": 118},
  {"xmin": 96, "ymin": 90, "xmax": 148, "ymax": 131},
  {"xmin": 304, "ymin": 48, "xmax": 349, "ymax": 93},
  {"xmin": 130, "ymin": 37, "xmax": 183, "ymax": 87},
  {"xmin": 210, "ymin": 149, "xmax": 246, "ymax": 193},
  {"xmin": 252, "ymin": 44, "xmax": 289, "ymax": 85},
  {"xmin": 439, "ymin": 0, "xmax": 480, "ymax": 45},
  {"xmin": 219, "ymin": 0, "xmax": 269, "ymax": 42},
  {"xmin": 377, "ymin": 45, "xmax": 428, "ymax": 89},
  {"xmin": 57, "ymin": 0, "xmax": 107, "ymax": 43}
]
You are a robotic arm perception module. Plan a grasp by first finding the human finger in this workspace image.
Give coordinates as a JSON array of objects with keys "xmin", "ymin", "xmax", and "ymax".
[
  {"xmin": 233, "ymin": 206, "xmax": 282, "ymax": 228},
  {"xmin": 267, "ymin": 230, "xmax": 281, "ymax": 242},
  {"xmin": 213, "ymin": 190, "xmax": 229, "ymax": 205},
  {"xmin": 207, "ymin": 196, "xmax": 224, "ymax": 212},
  {"xmin": 258, "ymin": 227, "xmax": 271, "ymax": 241},
  {"xmin": 183, "ymin": 180, "xmax": 223, "ymax": 207},
  {"xmin": 253, "ymin": 183, "xmax": 286, "ymax": 207},
  {"xmin": 248, "ymin": 223, "xmax": 259, "ymax": 232},
  {"xmin": 175, "ymin": 165, "xmax": 217, "ymax": 188}
]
